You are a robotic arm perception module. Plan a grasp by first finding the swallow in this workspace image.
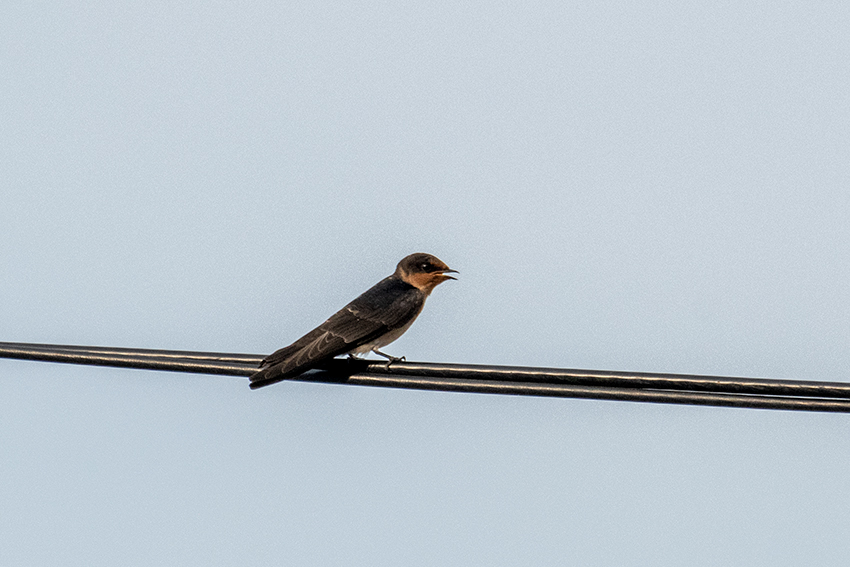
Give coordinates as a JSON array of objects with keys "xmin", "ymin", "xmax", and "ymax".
[{"xmin": 249, "ymin": 253, "xmax": 457, "ymax": 389}]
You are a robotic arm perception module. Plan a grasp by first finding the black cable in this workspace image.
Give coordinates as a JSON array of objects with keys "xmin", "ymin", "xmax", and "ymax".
[{"xmin": 2, "ymin": 341, "xmax": 848, "ymax": 412}]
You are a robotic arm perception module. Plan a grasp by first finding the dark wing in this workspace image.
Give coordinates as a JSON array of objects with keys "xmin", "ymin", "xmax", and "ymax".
[{"xmin": 249, "ymin": 276, "xmax": 424, "ymax": 389}]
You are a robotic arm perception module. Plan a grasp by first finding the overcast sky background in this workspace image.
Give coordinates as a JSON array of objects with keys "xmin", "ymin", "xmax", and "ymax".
[{"xmin": 2, "ymin": 1, "xmax": 850, "ymax": 565}]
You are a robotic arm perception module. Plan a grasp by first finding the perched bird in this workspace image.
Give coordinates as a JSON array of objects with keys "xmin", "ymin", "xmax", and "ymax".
[{"xmin": 249, "ymin": 253, "xmax": 457, "ymax": 389}]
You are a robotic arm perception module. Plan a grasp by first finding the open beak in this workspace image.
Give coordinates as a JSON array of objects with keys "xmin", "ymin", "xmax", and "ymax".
[{"xmin": 439, "ymin": 268, "xmax": 458, "ymax": 281}]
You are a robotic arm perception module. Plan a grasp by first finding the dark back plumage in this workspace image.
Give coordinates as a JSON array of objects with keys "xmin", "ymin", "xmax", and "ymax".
[{"xmin": 249, "ymin": 275, "xmax": 426, "ymax": 388}]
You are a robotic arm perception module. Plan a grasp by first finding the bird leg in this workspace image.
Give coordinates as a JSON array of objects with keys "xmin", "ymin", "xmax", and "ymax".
[{"xmin": 371, "ymin": 348, "xmax": 406, "ymax": 369}]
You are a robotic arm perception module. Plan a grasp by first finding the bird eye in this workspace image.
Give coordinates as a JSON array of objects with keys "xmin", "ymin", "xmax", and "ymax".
[{"xmin": 421, "ymin": 262, "xmax": 432, "ymax": 271}]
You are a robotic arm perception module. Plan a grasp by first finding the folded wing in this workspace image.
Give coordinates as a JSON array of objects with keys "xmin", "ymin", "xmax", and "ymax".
[{"xmin": 249, "ymin": 277, "xmax": 424, "ymax": 389}]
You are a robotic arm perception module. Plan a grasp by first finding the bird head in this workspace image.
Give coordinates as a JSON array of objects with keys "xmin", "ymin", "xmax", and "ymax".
[{"xmin": 396, "ymin": 253, "xmax": 458, "ymax": 294}]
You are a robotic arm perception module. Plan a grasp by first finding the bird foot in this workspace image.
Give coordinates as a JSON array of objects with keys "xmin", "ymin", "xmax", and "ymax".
[{"xmin": 371, "ymin": 348, "xmax": 406, "ymax": 369}]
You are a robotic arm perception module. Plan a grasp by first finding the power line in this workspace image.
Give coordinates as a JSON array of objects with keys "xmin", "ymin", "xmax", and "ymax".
[{"xmin": 2, "ymin": 341, "xmax": 849, "ymax": 413}]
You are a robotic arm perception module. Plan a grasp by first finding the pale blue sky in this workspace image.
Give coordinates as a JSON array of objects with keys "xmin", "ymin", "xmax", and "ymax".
[{"xmin": 3, "ymin": 1, "xmax": 850, "ymax": 565}]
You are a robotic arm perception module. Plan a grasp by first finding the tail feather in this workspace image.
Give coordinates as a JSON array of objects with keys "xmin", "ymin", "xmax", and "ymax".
[{"xmin": 249, "ymin": 362, "xmax": 295, "ymax": 389}]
